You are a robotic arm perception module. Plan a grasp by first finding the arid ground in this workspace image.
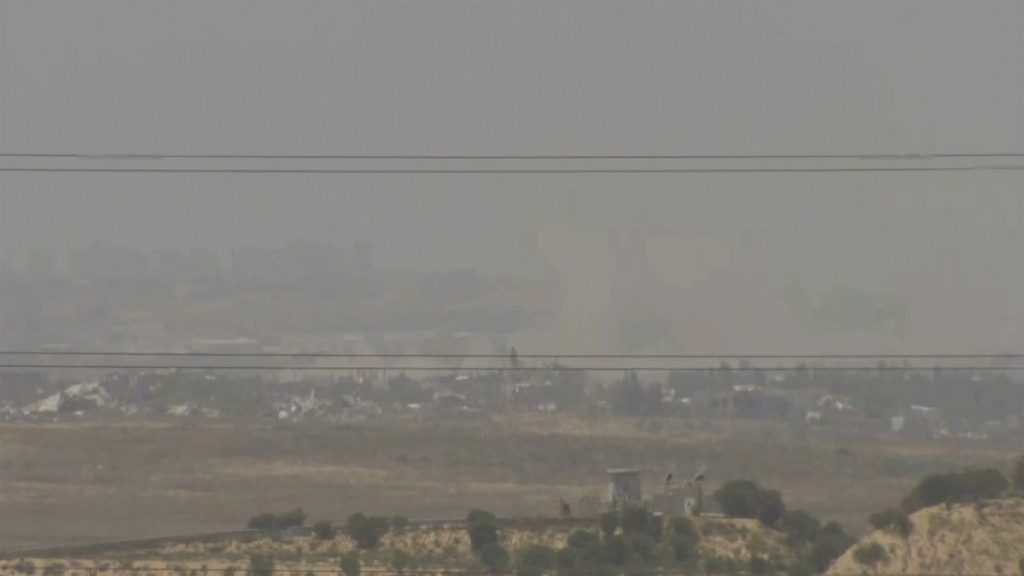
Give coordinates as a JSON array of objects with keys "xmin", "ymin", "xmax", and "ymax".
[{"xmin": 0, "ymin": 414, "xmax": 1014, "ymax": 550}]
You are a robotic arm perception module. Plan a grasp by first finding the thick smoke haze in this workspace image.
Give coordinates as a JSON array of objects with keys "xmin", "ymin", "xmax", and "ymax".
[{"xmin": 2, "ymin": 0, "xmax": 1022, "ymax": 354}]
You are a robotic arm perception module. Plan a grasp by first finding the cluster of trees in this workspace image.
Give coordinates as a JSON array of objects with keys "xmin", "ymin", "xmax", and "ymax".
[
  {"xmin": 712, "ymin": 480, "xmax": 785, "ymax": 527},
  {"xmin": 242, "ymin": 495, "xmax": 862, "ymax": 576},
  {"xmin": 868, "ymin": 508, "xmax": 913, "ymax": 537},
  {"xmin": 788, "ymin": 518, "xmax": 857, "ymax": 575},
  {"xmin": 249, "ymin": 550, "xmax": 363, "ymax": 576},
  {"xmin": 320, "ymin": 513, "xmax": 411, "ymax": 575},
  {"xmin": 901, "ymin": 467, "xmax": 1010, "ymax": 512},
  {"xmin": 466, "ymin": 510, "xmax": 510, "ymax": 574},
  {"xmin": 345, "ymin": 513, "xmax": 408, "ymax": 550},
  {"xmin": 856, "ymin": 456, "xmax": 1024, "ymax": 567},
  {"xmin": 246, "ymin": 508, "xmax": 306, "ymax": 531},
  {"xmin": 712, "ymin": 480, "xmax": 855, "ymax": 574},
  {"xmin": 863, "ymin": 457, "xmax": 1024, "ymax": 540},
  {"xmin": 508, "ymin": 507, "xmax": 702, "ymax": 576},
  {"xmin": 235, "ymin": 458, "xmax": 1024, "ymax": 576}
]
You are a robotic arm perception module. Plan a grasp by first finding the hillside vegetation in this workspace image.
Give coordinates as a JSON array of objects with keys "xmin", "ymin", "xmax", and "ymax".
[
  {"xmin": 1, "ymin": 515, "xmax": 799, "ymax": 576},
  {"xmin": 828, "ymin": 498, "xmax": 1024, "ymax": 576},
  {"xmin": 829, "ymin": 458, "xmax": 1024, "ymax": 575}
]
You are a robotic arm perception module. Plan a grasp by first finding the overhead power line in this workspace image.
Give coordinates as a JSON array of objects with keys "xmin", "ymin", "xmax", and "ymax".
[
  {"xmin": 4, "ymin": 152, "xmax": 1023, "ymax": 160},
  {"xmin": 1, "ymin": 364, "xmax": 1020, "ymax": 371},
  {"xmin": 2, "ymin": 351, "xmax": 1021, "ymax": 359},
  {"xmin": 2, "ymin": 166, "xmax": 1021, "ymax": 174}
]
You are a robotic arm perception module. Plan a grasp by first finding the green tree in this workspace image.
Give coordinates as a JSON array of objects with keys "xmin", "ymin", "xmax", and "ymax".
[
  {"xmin": 390, "ymin": 515, "xmax": 410, "ymax": 532},
  {"xmin": 246, "ymin": 508, "xmax": 306, "ymax": 530},
  {"xmin": 668, "ymin": 516, "xmax": 700, "ymax": 563},
  {"xmin": 346, "ymin": 513, "xmax": 389, "ymax": 550},
  {"xmin": 713, "ymin": 480, "xmax": 763, "ymax": 518},
  {"xmin": 869, "ymin": 508, "xmax": 912, "ymax": 537},
  {"xmin": 312, "ymin": 520, "xmax": 334, "ymax": 541},
  {"xmin": 903, "ymin": 468, "xmax": 1009, "ymax": 512},
  {"xmin": 670, "ymin": 516, "xmax": 698, "ymax": 540},
  {"xmin": 1013, "ymin": 455, "xmax": 1024, "ymax": 493},
  {"xmin": 247, "ymin": 554, "xmax": 274, "ymax": 576},
  {"xmin": 713, "ymin": 479, "xmax": 786, "ymax": 523},
  {"xmin": 479, "ymin": 544, "xmax": 510, "ymax": 575},
  {"xmin": 811, "ymin": 522, "xmax": 855, "ymax": 573},
  {"xmin": 514, "ymin": 544, "xmax": 557, "ymax": 576},
  {"xmin": 956, "ymin": 468, "xmax": 1010, "ymax": 502},
  {"xmin": 559, "ymin": 530, "xmax": 608, "ymax": 573},
  {"xmin": 780, "ymin": 510, "xmax": 821, "ymax": 546},
  {"xmin": 619, "ymin": 506, "xmax": 661, "ymax": 540},
  {"xmin": 389, "ymin": 550, "xmax": 412, "ymax": 575},
  {"xmin": 625, "ymin": 533, "xmax": 658, "ymax": 562},
  {"xmin": 247, "ymin": 513, "xmax": 278, "ymax": 530},
  {"xmin": 280, "ymin": 507, "xmax": 306, "ymax": 528},
  {"xmin": 598, "ymin": 512, "xmax": 619, "ymax": 539},
  {"xmin": 467, "ymin": 509, "xmax": 500, "ymax": 552},
  {"xmin": 339, "ymin": 551, "xmax": 360, "ymax": 576},
  {"xmin": 757, "ymin": 490, "xmax": 785, "ymax": 528},
  {"xmin": 853, "ymin": 542, "xmax": 887, "ymax": 566},
  {"xmin": 468, "ymin": 509, "xmax": 498, "ymax": 526},
  {"xmin": 903, "ymin": 473, "xmax": 956, "ymax": 511},
  {"xmin": 604, "ymin": 535, "xmax": 631, "ymax": 566}
]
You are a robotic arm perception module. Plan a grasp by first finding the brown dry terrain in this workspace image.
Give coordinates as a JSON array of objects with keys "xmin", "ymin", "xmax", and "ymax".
[
  {"xmin": 828, "ymin": 499, "xmax": 1024, "ymax": 576},
  {"xmin": 0, "ymin": 413, "xmax": 1013, "ymax": 550}
]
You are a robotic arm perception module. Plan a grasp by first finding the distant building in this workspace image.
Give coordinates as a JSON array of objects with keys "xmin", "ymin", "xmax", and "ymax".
[
  {"xmin": 607, "ymin": 468, "xmax": 643, "ymax": 508},
  {"xmin": 894, "ymin": 405, "xmax": 946, "ymax": 439},
  {"xmin": 891, "ymin": 415, "xmax": 905, "ymax": 433}
]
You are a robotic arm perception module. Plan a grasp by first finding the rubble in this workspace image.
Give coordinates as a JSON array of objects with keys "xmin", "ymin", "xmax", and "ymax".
[
  {"xmin": 167, "ymin": 403, "xmax": 220, "ymax": 418},
  {"xmin": 22, "ymin": 382, "xmax": 114, "ymax": 415}
]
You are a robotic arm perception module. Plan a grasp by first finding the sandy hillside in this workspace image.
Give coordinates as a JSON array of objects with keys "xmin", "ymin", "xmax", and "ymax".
[{"xmin": 828, "ymin": 498, "xmax": 1024, "ymax": 576}]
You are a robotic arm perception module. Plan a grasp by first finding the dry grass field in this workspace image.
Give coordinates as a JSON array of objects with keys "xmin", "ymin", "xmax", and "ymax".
[{"xmin": 0, "ymin": 413, "xmax": 1013, "ymax": 550}]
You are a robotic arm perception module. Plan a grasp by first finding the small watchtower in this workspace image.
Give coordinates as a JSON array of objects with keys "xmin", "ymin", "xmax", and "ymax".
[{"xmin": 607, "ymin": 468, "xmax": 643, "ymax": 508}]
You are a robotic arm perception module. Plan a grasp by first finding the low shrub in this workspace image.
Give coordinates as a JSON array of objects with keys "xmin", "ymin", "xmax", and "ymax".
[
  {"xmin": 312, "ymin": 520, "xmax": 334, "ymax": 540},
  {"xmin": 853, "ymin": 542, "xmax": 888, "ymax": 566},
  {"xmin": 246, "ymin": 507, "xmax": 306, "ymax": 530},
  {"xmin": 869, "ymin": 508, "xmax": 912, "ymax": 537}
]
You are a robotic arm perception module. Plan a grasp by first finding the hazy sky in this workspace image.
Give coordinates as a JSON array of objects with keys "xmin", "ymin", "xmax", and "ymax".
[{"xmin": 1, "ymin": 1, "xmax": 1022, "ymax": 350}]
